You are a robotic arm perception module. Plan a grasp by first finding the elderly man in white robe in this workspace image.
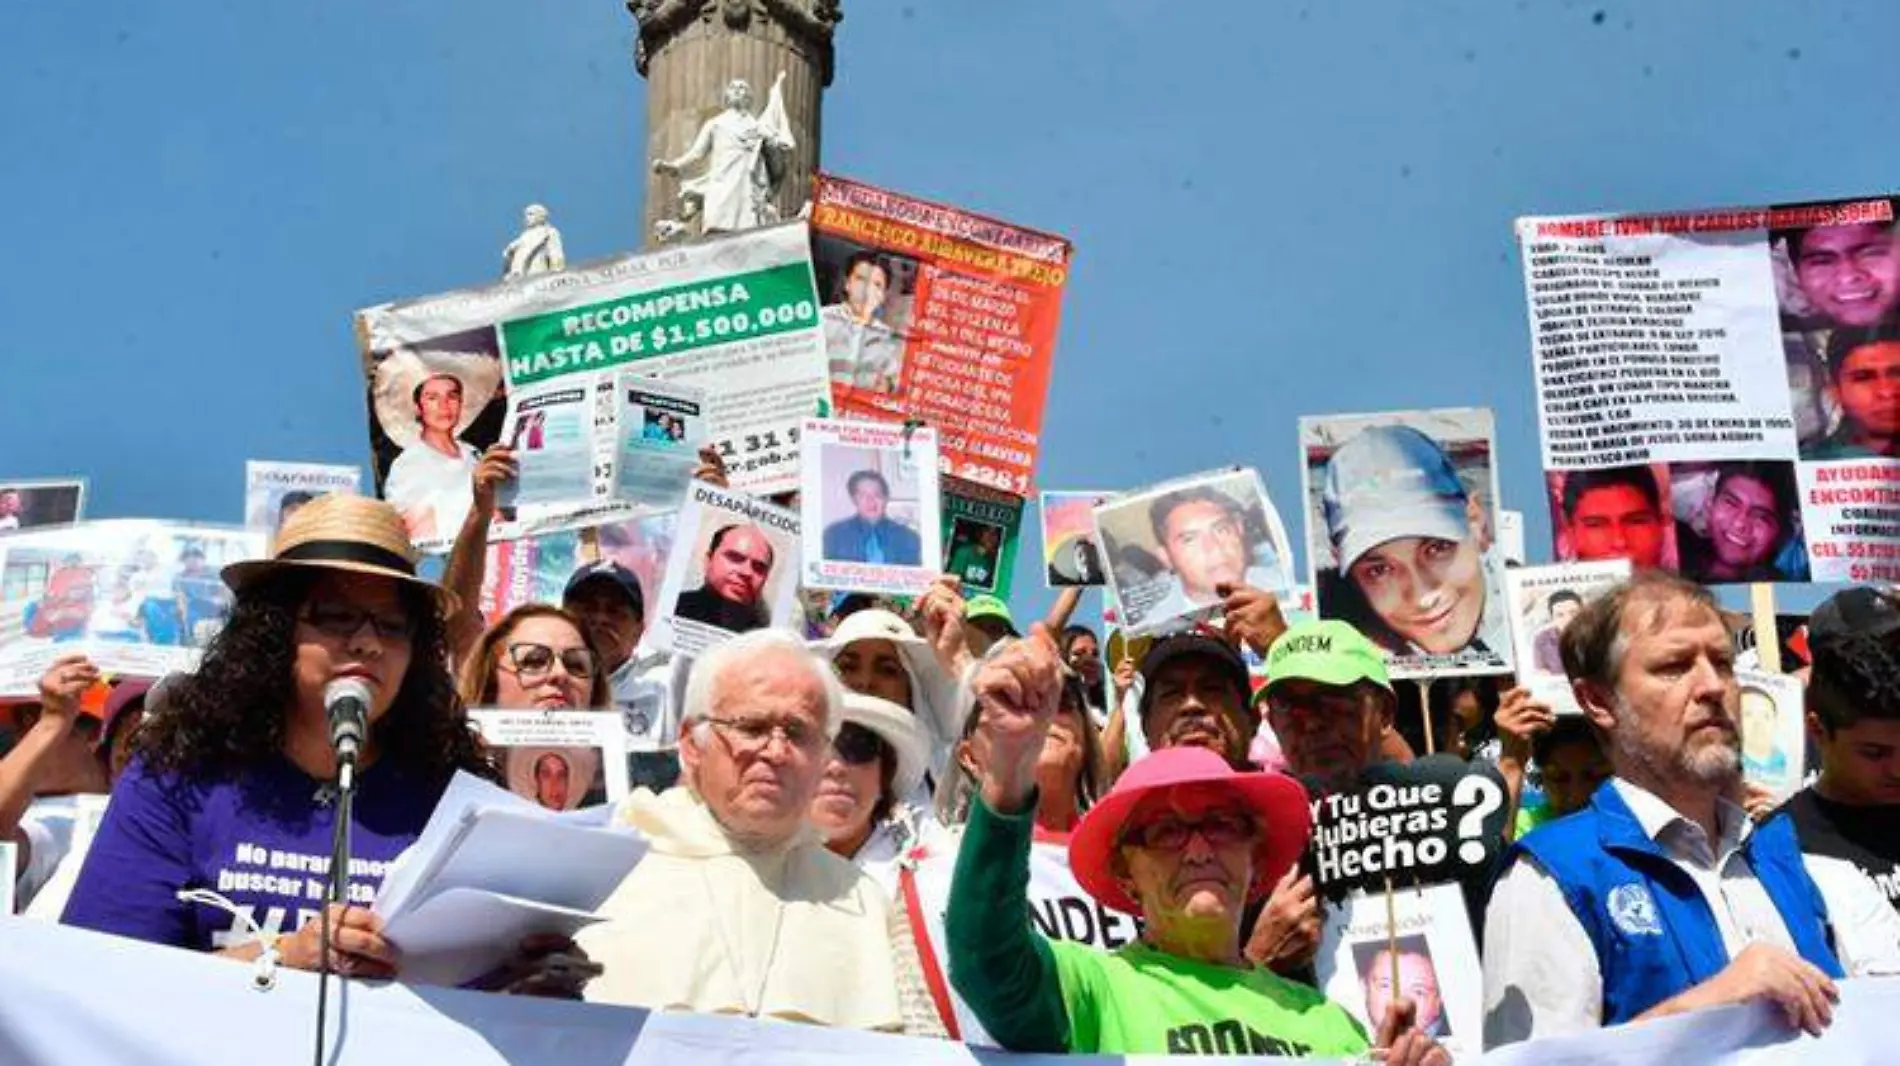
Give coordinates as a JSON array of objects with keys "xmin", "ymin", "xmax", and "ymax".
[{"xmin": 577, "ymin": 628, "xmax": 943, "ymax": 1035}]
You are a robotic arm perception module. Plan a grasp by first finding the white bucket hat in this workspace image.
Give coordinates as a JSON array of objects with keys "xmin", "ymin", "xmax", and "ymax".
[
  {"xmin": 814, "ymin": 609, "xmax": 960, "ymax": 775},
  {"xmin": 839, "ymin": 693, "xmax": 930, "ymax": 800}
]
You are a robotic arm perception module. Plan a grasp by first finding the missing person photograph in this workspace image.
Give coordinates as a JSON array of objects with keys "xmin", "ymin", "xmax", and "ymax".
[
  {"xmin": 363, "ymin": 330, "xmax": 507, "ymax": 548},
  {"xmin": 813, "ymin": 233, "xmax": 921, "ymax": 397},
  {"xmin": 1545, "ymin": 464, "xmax": 1678, "ymax": 571},
  {"xmin": 1301, "ymin": 409, "xmax": 1511, "ymax": 678},
  {"xmin": 944, "ymin": 516, "xmax": 1005, "ymax": 593},
  {"xmin": 800, "ymin": 418, "xmax": 943, "ymax": 597},
  {"xmin": 1352, "ymin": 934, "xmax": 1452, "ymax": 1040},
  {"xmin": 1504, "ymin": 560, "xmax": 1631, "ymax": 714},
  {"xmin": 652, "ymin": 482, "xmax": 800, "ymax": 657},
  {"xmin": 0, "ymin": 479, "xmax": 87, "ymax": 534},
  {"xmin": 243, "ymin": 462, "xmax": 360, "ymax": 536},
  {"xmin": 466, "ymin": 709, "xmax": 630, "ymax": 811},
  {"xmin": 1040, "ymin": 490, "xmax": 1112, "ymax": 588},
  {"xmin": 1667, "ymin": 459, "xmax": 1809, "ymax": 584},
  {"xmin": 1093, "ymin": 468, "xmax": 1292, "ymax": 635}
]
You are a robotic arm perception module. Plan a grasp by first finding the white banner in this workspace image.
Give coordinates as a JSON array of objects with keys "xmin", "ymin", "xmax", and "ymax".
[{"xmin": 0, "ymin": 917, "xmax": 1897, "ymax": 1065}]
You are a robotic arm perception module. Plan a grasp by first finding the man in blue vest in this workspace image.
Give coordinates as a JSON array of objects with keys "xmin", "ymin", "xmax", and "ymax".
[{"xmin": 1482, "ymin": 571, "xmax": 1847, "ymax": 1046}]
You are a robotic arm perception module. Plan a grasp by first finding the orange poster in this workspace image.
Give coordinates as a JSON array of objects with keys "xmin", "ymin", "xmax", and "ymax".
[{"xmin": 809, "ymin": 174, "xmax": 1072, "ymax": 495}]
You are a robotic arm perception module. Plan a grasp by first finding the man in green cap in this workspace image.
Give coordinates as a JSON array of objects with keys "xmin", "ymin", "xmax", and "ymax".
[
  {"xmin": 964, "ymin": 594, "xmax": 1019, "ymax": 657},
  {"xmin": 1246, "ymin": 620, "xmax": 1511, "ymax": 973}
]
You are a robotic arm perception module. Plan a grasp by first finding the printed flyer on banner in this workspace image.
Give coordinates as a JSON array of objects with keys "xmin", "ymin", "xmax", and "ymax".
[
  {"xmin": 243, "ymin": 461, "xmax": 360, "ymax": 535},
  {"xmin": 615, "ymin": 375, "xmax": 705, "ymax": 508},
  {"xmin": 902, "ymin": 836, "xmax": 1139, "ymax": 1046},
  {"xmin": 0, "ymin": 521, "xmax": 264, "ymax": 697},
  {"xmin": 799, "ymin": 418, "xmax": 943, "ymax": 597},
  {"xmin": 1317, "ymin": 882, "xmax": 1480, "ymax": 1060},
  {"xmin": 357, "ymin": 222, "xmax": 828, "ymax": 549},
  {"xmin": 1094, "ymin": 468, "xmax": 1293, "ymax": 636},
  {"xmin": 499, "ymin": 375, "xmax": 602, "ymax": 509},
  {"xmin": 466, "ymin": 710, "xmax": 630, "ymax": 812},
  {"xmin": 1503, "ymin": 560, "xmax": 1631, "ymax": 714},
  {"xmin": 808, "ymin": 173, "xmax": 1073, "ymax": 495},
  {"xmin": 1516, "ymin": 194, "xmax": 1900, "ymax": 584},
  {"xmin": 1735, "ymin": 668, "xmax": 1807, "ymax": 802},
  {"xmin": 1041, "ymin": 490, "xmax": 1113, "ymax": 587},
  {"xmin": 940, "ymin": 477, "xmax": 1022, "ymax": 598},
  {"xmin": 0, "ymin": 479, "xmax": 86, "ymax": 534},
  {"xmin": 651, "ymin": 482, "xmax": 800, "ymax": 657},
  {"xmin": 1299, "ymin": 408, "xmax": 1512, "ymax": 679}
]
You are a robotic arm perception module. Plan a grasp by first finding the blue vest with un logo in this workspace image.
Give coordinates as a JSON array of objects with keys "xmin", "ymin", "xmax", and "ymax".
[{"xmin": 1509, "ymin": 781, "xmax": 1843, "ymax": 1025}]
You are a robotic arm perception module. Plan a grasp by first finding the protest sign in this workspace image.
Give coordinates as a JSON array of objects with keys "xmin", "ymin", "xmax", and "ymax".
[
  {"xmin": 0, "ymin": 479, "xmax": 86, "ymax": 533},
  {"xmin": 7, "ymin": 912, "xmax": 1900, "ymax": 1066},
  {"xmin": 466, "ymin": 710, "xmax": 629, "ymax": 812},
  {"xmin": 902, "ymin": 834, "xmax": 1140, "ymax": 1045},
  {"xmin": 475, "ymin": 530, "xmax": 586, "ymax": 628},
  {"xmin": 0, "ymin": 521, "xmax": 264, "ymax": 697},
  {"xmin": 357, "ymin": 222, "xmax": 828, "ymax": 548},
  {"xmin": 1306, "ymin": 758, "xmax": 1510, "ymax": 904},
  {"xmin": 940, "ymin": 477, "xmax": 1022, "ymax": 598},
  {"xmin": 499, "ymin": 376, "xmax": 603, "ymax": 509},
  {"xmin": 651, "ymin": 482, "xmax": 800, "ymax": 657},
  {"xmin": 615, "ymin": 375, "xmax": 705, "ymax": 508},
  {"xmin": 1317, "ymin": 883, "xmax": 1479, "ymax": 1061},
  {"xmin": 1496, "ymin": 509, "xmax": 1526, "ymax": 566},
  {"xmin": 1040, "ymin": 490, "xmax": 1113, "ymax": 587},
  {"xmin": 1543, "ymin": 464, "xmax": 1682, "ymax": 571},
  {"xmin": 1300, "ymin": 408, "xmax": 1512, "ymax": 679},
  {"xmin": 243, "ymin": 462, "xmax": 360, "ymax": 535},
  {"xmin": 799, "ymin": 418, "xmax": 943, "ymax": 597},
  {"xmin": 1516, "ymin": 195, "xmax": 1900, "ymax": 584},
  {"xmin": 1735, "ymin": 668, "xmax": 1807, "ymax": 802},
  {"xmin": 1093, "ymin": 468, "xmax": 1293, "ymax": 636},
  {"xmin": 1503, "ymin": 560, "xmax": 1631, "ymax": 714},
  {"xmin": 809, "ymin": 173, "xmax": 1073, "ymax": 495}
]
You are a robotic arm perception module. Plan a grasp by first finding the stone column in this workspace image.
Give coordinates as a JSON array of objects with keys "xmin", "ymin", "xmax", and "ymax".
[{"xmin": 630, "ymin": 0, "xmax": 841, "ymax": 246}]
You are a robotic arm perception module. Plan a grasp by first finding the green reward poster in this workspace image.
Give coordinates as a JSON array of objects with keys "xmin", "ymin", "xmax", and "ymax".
[
  {"xmin": 941, "ymin": 476, "xmax": 1023, "ymax": 599},
  {"xmin": 357, "ymin": 221, "xmax": 826, "ymax": 499}
]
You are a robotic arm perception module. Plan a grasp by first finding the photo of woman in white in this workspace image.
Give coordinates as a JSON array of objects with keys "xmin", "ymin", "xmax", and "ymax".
[{"xmin": 372, "ymin": 347, "xmax": 502, "ymax": 542}]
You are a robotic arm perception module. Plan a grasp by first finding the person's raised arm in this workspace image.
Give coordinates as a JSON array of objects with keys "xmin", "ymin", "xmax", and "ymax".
[
  {"xmin": 1218, "ymin": 584, "xmax": 1288, "ymax": 659},
  {"xmin": 946, "ymin": 626, "xmax": 1071, "ymax": 1052},
  {"xmin": 1041, "ymin": 587, "xmax": 1083, "ymax": 635},
  {"xmin": 1493, "ymin": 687, "xmax": 1553, "ymax": 841},
  {"xmin": 916, "ymin": 578, "xmax": 975, "ymax": 680},
  {"xmin": 443, "ymin": 446, "xmax": 516, "ymax": 665},
  {"xmin": 0, "ymin": 656, "xmax": 97, "ymax": 878}
]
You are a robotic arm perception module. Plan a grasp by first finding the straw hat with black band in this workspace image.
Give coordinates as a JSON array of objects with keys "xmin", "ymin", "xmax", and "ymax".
[{"xmin": 223, "ymin": 494, "xmax": 458, "ymax": 615}]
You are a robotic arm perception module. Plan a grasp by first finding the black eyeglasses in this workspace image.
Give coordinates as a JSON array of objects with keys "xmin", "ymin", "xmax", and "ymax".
[
  {"xmin": 301, "ymin": 602, "xmax": 415, "ymax": 642},
  {"xmin": 832, "ymin": 722, "xmax": 889, "ymax": 766},
  {"xmin": 505, "ymin": 643, "xmax": 596, "ymax": 682}
]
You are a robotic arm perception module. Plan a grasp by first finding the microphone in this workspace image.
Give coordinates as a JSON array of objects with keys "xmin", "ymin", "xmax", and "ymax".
[{"xmin": 323, "ymin": 677, "xmax": 372, "ymax": 782}]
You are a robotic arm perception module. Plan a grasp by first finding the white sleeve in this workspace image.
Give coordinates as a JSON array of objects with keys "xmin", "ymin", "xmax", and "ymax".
[
  {"xmin": 1482, "ymin": 853, "xmax": 1603, "ymax": 1049},
  {"xmin": 1805, "ymin": 853, "xmax": 1900, "ymax": 976},
  {"xmin": 15, "ymin": 805, "xmax": 76, "ymax": 910}
]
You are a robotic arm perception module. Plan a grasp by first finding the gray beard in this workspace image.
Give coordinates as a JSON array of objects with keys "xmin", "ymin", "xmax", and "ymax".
[{"xmin": 1611, "ymin": 695, "xmax": 1741, "ymax": 790}]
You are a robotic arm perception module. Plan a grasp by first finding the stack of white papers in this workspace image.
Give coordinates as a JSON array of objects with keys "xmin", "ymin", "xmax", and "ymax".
[{"xmin": 375, "ymin": 772, "xmax": 647, "ymax": 987}]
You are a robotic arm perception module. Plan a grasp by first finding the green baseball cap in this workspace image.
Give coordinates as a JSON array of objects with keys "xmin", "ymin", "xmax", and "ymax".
[
  {"xmin": 965, "ymin": 594, "xmax": 1018, "ymax": 635},
  {"xmin": 1256, "ymin": 620, "xmax": 1391, "ymax": 705}
]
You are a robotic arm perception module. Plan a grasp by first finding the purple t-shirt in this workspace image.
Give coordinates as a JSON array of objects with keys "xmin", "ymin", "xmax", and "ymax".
[{"xmin": 61, "ymin": 754, "xmax": 447, "ymax": 951}]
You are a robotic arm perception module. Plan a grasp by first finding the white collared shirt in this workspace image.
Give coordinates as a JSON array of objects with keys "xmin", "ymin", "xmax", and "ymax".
[{"xmin": 1481, "ymin": 778, "xmax": 1797, "ymax": 1047}]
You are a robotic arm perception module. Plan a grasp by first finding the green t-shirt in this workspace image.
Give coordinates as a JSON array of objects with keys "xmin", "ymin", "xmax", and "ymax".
[{"xmin": 1049, "ymin": 939, "xmax": 1370, "ymax": 1056}]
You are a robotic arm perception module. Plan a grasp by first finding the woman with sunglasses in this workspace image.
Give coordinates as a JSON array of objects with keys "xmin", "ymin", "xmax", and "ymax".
[
  {"xmin": 457, "ymin": 605, "xmax": 611, "ymax": 711},
  {"xmin": 60, "ymin": 497, "xmax": 499, "ymax": 980},
  {"xmin": 809, "ymin": 693, "xmax": 929, "ymax": 891}
]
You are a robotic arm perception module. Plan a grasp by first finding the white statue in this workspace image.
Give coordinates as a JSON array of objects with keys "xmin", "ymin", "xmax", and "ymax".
[
  {"xmin": 502, "ymin": 203, "xmax": 567, "ymax": 278},
  {"xmin": 652, "ymin": 73, "xmax": 795, "ymax": 241}
]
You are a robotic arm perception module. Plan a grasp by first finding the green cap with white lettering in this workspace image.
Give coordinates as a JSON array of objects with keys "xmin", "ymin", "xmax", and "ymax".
[{"xmin": 1256, "ymin": 620, "xmax": 1391, "ymax": 705}]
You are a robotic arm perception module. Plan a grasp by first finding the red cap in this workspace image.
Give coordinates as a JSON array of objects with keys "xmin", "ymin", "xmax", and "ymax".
[{"xmin": 1068, "ymin": 746, "xmax": 1310, "ymax": 917}]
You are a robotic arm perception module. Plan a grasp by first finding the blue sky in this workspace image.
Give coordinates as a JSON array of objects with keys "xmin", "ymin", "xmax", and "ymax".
[{"xmin": 3, "ymin": 0, "xmax": 1894, "ymax": 623}]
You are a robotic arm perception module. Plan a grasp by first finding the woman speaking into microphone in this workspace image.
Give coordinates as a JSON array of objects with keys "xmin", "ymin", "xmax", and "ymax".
[{"xmin": 61, "ymin": 496, "xmax": 495, "ymax": 978}]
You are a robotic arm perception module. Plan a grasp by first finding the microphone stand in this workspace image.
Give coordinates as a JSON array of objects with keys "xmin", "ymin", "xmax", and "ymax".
[{"xmin": 313, "ymin": 755, "xmax": 359, "ymax": 1066}]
